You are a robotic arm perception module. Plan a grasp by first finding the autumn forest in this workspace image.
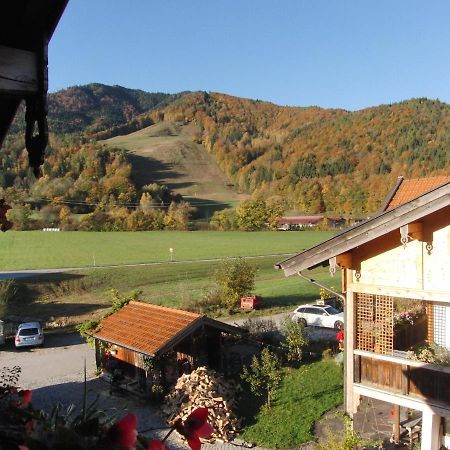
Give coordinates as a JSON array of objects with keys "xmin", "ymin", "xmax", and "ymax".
[{"xmin": 1, "ymin": 84, "xmax": 449, "ymax": 230}]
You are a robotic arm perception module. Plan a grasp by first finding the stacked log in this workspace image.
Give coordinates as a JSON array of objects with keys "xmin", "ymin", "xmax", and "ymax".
[{"xmin": 162, "ymin": 366, "xmax": 241, "ymax": 442}]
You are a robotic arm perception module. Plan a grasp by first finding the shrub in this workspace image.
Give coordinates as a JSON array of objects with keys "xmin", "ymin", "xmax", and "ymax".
[
  {"xmin": 407, "ymin": 342, "xmax": 450, "ymax": 365},
  {"xmin": 0, "ymin": 280, "xmax": 17, "ymax": 316},
  {"xmin": 281, "ymin": 318, "xmax": 308, "ymax": 363},
  {"xmin": 214, "ymin": 257, "xmax": 256, "ymax": 310},
  {"xmin": 239, "ymin": 317, "xmax": 279, "ymax": 344},
  {"xmin": 241, "ymin": 347, "xmax": 282, "ymax": 408}
]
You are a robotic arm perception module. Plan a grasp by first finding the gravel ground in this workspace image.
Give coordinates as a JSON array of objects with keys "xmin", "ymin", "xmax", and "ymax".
[
  {"xmin": 0, "ymin": 333, "xmax": 274, "ymax": 450},
  {"xmin": 0, "ymin": 324, "xmax": 335, "ymax": 450}
]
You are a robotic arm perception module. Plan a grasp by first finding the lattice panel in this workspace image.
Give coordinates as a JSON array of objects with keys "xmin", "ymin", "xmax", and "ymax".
[
  {"xmin": 374, "ymin": 295, "xmax": 393, "ymax": 355},
  {"xmin": 432, "ymin": 304, "xmax": 447, "ymax": 347},
  {"xmin": 356, "ymin": 293, "xmax": 375, "ymax": 351}
]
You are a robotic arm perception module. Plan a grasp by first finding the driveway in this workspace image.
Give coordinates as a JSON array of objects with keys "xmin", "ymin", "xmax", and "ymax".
[{"xmin": 0, "ymin": 320, "xmax": 333, "ymax": 450}]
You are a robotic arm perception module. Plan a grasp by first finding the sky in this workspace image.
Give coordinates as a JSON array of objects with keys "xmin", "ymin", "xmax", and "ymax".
[{"xmin": 48, "ymin": 0, "xmax": 450, "ymax": 111}]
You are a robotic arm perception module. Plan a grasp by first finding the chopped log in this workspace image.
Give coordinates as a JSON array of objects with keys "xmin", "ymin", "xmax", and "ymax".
[{"xmin": 163, "ymin": 366, "xmax": 240, "ymax": 442}]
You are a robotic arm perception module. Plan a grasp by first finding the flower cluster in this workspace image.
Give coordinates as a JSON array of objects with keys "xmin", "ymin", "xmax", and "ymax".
[
  {"xmin": 407, "ymin": 342, "xmax": 450, "ymax": 366},
  {"xmin": 394, "ymin": 304, "xmax": 425, "ymax": 326},
  {"xmin": 0, "ymin": 382, "xmax": 213, "ymax": 450}
]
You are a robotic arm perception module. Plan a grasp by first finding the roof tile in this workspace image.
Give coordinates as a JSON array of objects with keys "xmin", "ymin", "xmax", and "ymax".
[
  {"xmin": 386, "ymin": 176, "xmax": 450, "ymax": 210},
  {"xmin": 94, "ymin": 301, "xmax": 201, "ymax": 356}
]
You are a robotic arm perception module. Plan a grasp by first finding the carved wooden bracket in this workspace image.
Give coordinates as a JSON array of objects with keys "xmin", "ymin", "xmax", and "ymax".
[{"xmin": 400, "ymin": 221, "xmax": 423, "ymax": 248}]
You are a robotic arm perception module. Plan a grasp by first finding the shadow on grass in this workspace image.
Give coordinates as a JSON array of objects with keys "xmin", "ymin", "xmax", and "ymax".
[
  {"xmin": 237, "ymin": 383, "xmax": 266, "ymax": 428},
  {"xmin": 259, "ymin": 293, "xmax": 318, "ymax": 309},
  {"xmin": 183, "ymin": 197, "xmax": 234, "ymax": 220},
  {"xmin": 127, "ymin": 153, "xmax": 182, "ymax": 189},
  {"xmin": 4, "ymin": 272, "xmax": 107, "ymax": 323}
]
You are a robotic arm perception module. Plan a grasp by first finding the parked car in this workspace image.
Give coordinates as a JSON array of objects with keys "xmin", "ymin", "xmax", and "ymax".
[
  {"xmin": 15, "ymin": 322, "xmax": 44, "ymax": 348},
  {"xmin": 292, "ymin": 304, "xmax": 344, "ymax": 330}
]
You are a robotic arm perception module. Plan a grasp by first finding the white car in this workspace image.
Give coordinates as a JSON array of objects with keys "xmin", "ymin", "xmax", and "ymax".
[
  {"xmin": 15, "ymin": 322, "xmax": 44, "ymax": 348},
  {"xmin": 292, "ymin": 304, "xmax": 344, "ymax": 330}
]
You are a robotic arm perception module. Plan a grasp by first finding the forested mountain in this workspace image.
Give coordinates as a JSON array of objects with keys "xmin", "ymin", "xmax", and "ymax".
[
  {"xmin": 158, "ymin": 92, "xmax": 450, "ymax": 215},
  {"xmin": 1, "ymin": 85, "xmax": 449, "ymax": 226},
  {"xmin": 6, "ymin": 83, "xmax": 186, "ymax": 139}
]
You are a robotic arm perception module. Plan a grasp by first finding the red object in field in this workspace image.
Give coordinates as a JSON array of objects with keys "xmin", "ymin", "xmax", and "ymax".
[{"xmin": 240, "ymin": 295, "xmax": 262, "ymax": 309}]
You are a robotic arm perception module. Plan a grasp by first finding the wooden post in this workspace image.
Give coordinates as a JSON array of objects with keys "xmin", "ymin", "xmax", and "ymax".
[{"xmin": 392, "ymin": 404, "xmax": 400, "ymax": 444}]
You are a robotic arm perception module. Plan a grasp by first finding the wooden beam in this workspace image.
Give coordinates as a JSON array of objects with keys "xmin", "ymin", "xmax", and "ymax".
[
  {"xmin": 336, "ymin": 252, "xmax": 353, "ymax": 269},
  {"xmin": 408, "ymin": 221, "xmax": 424, "ymax": 240},
  {"xmin": 0, "ymin": 45, "xmax": 38, "ymax": 95}
]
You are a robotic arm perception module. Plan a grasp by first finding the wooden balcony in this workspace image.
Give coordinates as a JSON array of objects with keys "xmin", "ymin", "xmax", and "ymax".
[{"xmin": 354, "ymin": 350, "xmax": 450, "ymax": 407}]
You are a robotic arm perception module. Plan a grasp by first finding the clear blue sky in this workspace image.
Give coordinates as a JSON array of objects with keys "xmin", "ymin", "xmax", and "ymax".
[{"xmin": 49, "ymin": 0, "xmax": 450, "ymax": 111}]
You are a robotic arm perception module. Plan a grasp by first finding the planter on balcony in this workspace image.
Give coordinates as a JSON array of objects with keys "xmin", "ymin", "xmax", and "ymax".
[{"xmin": 394, "ymin": 314, "xmax": 427, "ymax": 351}]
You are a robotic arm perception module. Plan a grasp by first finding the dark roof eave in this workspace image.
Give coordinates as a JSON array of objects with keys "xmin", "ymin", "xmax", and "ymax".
[
  {"xmin": 93, "ymin": 335, "xmax": 155, "ymax": 358},
  {"xmin": 276, "ymin": 182, "xmax": 450, "ymax": 277},
  {"xmin": 94, "ymin": 316, "xmax": 243, "ymax": 358}
]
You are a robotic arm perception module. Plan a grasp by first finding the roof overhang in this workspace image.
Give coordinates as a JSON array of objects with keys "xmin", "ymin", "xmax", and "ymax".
[
  {"xmin": 276, "ymin": 182, "xmax": 450, "ymax": 277},
  {"xmin": 94, "ymin": 315, "xmax": 244, "ymax": 358},
  {"xmin": 0, "ymin": 0, "xmax": 68, "ymax": 146}
]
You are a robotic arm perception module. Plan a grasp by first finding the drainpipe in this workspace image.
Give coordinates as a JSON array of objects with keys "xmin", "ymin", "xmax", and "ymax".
[
  {"xmin": 298, "ymin": 270, "xmax": 347, "ymax": 414},
  {"xmin": 297, "ymin": 271, "xmax": 345, "ymax": 303}
]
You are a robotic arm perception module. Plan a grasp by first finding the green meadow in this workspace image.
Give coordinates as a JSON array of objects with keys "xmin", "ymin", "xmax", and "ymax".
[
  {"xmin": 0, "ymin": 230, "xmax": 333, "ymax": 270},
  {"xmin": 1, "ymin": 230, "xmax": 337, "ymax": 325}
]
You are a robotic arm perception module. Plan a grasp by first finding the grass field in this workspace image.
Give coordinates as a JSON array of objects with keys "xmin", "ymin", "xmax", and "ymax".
[
  {"xmin": 0, "ymin": 230, "xmax": 333, "ymax": 270},
  {"xmin": 240, "ymin": 359, "xmax": 343, "ymax": 448},
  {"xmin": 104, "ymin": 121, "xmax": 246, "ymax": 217},
  {"xmin": 1, "ymin": 230, "xmax": 337, "ymax": 326}
]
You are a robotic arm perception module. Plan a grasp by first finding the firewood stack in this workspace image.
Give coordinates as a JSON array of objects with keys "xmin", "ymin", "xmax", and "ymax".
[{"xmin": 162, "ymin": 366, "xmax": 241, "ymax": 442}]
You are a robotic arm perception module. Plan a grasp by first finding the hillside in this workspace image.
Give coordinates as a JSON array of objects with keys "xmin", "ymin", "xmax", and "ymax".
[
  {"xmin": 2, "ymin": 85, "xmax": 449, "ymax": 218},
  {"xmin": 104, "ymin": 121, "xmax": 246, "ymax": 214},
  {"xmin": 5, "ymin": 83, "xmax": 186, "ymax": 139},
  {"xmin": 156, "ymin": 92, "xmax": 450, "ymax": 215}
]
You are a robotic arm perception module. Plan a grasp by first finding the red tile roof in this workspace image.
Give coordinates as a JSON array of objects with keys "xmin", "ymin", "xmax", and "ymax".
[
  {"xmin": 385, "ymin": 176, "xmax": 450, "ymax": 210},
  {"xmin": 94, "ymin": 301, "xmax": 202, "ymax": 356}
]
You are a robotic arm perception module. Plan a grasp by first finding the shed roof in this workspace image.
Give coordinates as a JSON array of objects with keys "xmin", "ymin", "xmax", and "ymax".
[
  {"xmin": 276, "ymin": 180, "xmax": 450, "ymax": 276},
  {"xmin": 94, "ymin": 301, "xmax": 241, "ymax": 357}
]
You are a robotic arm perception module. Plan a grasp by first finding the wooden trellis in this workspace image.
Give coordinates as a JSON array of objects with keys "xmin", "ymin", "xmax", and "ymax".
[
  {"xmin": 356, "ymin": 293, "xmax": 375, "ymax": 352},
  {"xmin": 374, "ymin": 295, "xmax": 394, "ymax": 355},
  {"xmin": 356, "ymin": 293, "xmax": 394, "ymax": 354}
]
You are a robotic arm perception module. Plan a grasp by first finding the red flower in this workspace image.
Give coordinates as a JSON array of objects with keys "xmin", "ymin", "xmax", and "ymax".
[
  {"xmin": 18, "ymin": 446, "xmax": 29, "ymax": 450},
  {"xmin": 109, "ymin": 413, "xmax": 138, "ymax": 449},
  {"xmin": 175, "ymin": 407, "xmax": 213, "ymax": 450},
  {"xmin": 25, "ymin": 419, "xmax": 34, "ymax": 433},
  {"xmin": 147, "ymin": 440, "xmax": 170, "ymax": 450},
  {"xmin": 20, "ymin": 390, "xmax": 32, "ymax": 406}
]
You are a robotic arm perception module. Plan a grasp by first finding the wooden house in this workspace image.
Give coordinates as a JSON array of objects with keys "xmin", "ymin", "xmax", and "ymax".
[
  {"xmin": 93, "ymin": 301, "xmax": 243, "ymax": 395},
  {"xmin": 276, "ymin": 176, "xmax": 450, "ymax": 450}
]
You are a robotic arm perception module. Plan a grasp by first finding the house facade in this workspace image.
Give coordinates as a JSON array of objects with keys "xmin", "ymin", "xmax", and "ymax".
[{"xmin": 277, "ymin": 178, "xmax": 450, "ymax": 450}]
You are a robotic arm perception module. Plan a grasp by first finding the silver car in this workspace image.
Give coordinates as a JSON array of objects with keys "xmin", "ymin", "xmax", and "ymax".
[
  {"xmin": 15, "ymin": 322, "xmax": 44, "ymax": 348},
  {"xmin": 292, "ymin": 304, "xmax": 344, "ymax": 330}
]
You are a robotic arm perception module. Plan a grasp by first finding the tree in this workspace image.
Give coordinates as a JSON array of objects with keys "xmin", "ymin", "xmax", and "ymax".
[
  {"xmin": 281, "ymin": 318, "xmax": 308, "ymax": 363},
  {"xmin": 6, "ymin": 204, "xmax": 33, "ymax": 230},
  {"xmin": 209, "ymin": 208, "xmax": 238, "ymax": 231},
  {"xmin": 236, "ymin": 199, "xmax": 268, "ymax": 231},
  {"xmin": 215, "ymin": 257, "xmax": 256, "ymax": 310},
  {"xmin": 241, "ymin": 347, "xmax": 282, "ymax": 407},
  {"xmin": 164, "ymin": 201, "xmax": 192, "ymax": 230}
]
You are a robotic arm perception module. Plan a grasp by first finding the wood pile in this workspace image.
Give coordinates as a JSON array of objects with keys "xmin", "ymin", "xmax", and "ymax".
[{"xmin": 162, "ymin": 366, "xmax": 241, "ymax": 442}]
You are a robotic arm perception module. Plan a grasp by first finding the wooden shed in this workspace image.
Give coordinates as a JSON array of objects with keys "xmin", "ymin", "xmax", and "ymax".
[{"xmin": 93, "ymin": 301, "xmax": 243, "ymax": 396}]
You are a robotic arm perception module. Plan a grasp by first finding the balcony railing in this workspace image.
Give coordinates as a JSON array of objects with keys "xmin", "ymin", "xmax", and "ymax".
[{"xmin": 354, "ymin": 350, "xmax": 450, "ymax": 407}]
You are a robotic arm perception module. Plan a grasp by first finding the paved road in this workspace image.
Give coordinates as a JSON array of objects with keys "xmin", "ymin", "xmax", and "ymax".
[{"xmin": 0, "ymin": 253, "xmax": 295, "ymax": 280}]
